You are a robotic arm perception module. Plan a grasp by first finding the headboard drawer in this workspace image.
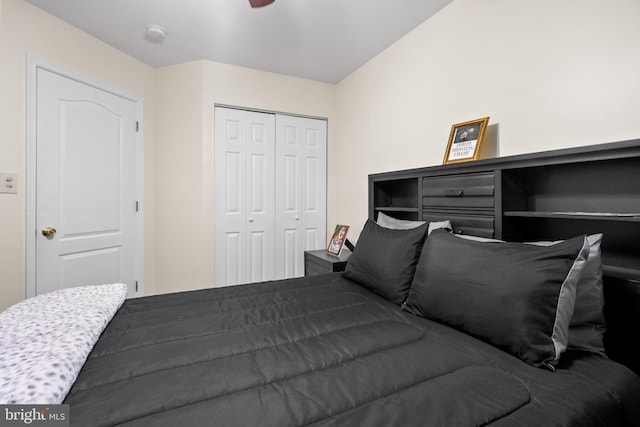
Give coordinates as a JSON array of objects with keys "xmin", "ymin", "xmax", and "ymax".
[{"xmin": 422, "ymin": 172, "xmax": 495, "ymax": 209}]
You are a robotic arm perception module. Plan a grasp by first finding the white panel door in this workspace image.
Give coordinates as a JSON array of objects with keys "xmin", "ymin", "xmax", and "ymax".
[
  {"xmin": 275, "ymin": 115, "xmax": 327, "ymax": 279},
  {"xmin": 214, "ymin": 107, "xmax": 275, "ymax": 286},
  {"xmin": 36, "ymin": 68, "xmax": 139, "ymax": 296}
]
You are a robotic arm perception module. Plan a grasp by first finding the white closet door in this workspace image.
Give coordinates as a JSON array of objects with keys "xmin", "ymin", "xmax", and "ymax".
[
  {"xmin": 275, "ymin": 115, "xmax": 327, "ymax": 279},
  {"xmin": 214, "ymin": 107, "xmax": 275, "ymax": 286}
]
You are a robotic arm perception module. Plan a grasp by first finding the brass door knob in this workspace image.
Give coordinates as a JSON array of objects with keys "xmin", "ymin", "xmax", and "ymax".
[{"xmin": 42, "ymin": 226, "xmax": 57, "ymax": 238}]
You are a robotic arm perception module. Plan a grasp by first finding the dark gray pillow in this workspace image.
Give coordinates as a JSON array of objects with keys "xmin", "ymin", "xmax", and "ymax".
[
  {"xmin": 455, "ymin": 233, "xmax": 606, "ymax": 354},
  {"xmin": 344, "ymin": 219, "xmax": 428, "ymax": 305},
  {"xmin": 405, "ymin": 230, "xmax": 590, "ymax": 369},
  {"xmin": 526, "ymin": 234, "xmax": 606, "ymax": 354}
]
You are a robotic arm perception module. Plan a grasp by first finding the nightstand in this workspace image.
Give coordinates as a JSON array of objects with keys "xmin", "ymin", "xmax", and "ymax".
[{"xmin": 304, "ymin": 249, "xmax": 351, "ymax": 276}]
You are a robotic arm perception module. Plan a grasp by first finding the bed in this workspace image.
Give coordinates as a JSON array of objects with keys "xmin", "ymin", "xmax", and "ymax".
[
  {"xmin": 2, "ymin": 224, "xmax": 639, "ymax": 426},
  {"xmin": 66, "ymin": 265, "xmax": 640, "ymax": 426},
  {"xmin": 2, "ymin": 141, "xmax": 640, "ymax": 426}
]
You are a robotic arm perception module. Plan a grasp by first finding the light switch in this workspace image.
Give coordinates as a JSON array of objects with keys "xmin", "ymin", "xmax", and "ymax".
[{"xmin": 0, "ymin": 173, "xmax": 18, "ymax": 194}]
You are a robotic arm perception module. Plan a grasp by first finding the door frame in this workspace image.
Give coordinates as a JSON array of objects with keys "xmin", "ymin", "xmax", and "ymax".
[{"xmin": 25, "ymin": 54, "xmax": 145, "ymax": 298}]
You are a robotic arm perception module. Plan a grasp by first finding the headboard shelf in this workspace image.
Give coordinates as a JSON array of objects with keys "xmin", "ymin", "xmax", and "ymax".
[
  {"xmin": 369, "ymin": 138, "xmax": 640, "ymax": 375},
  {"xmin": 503, "ymin": 211, "xmax": 640, "ymax": 222},
  {"xmin": 603, "ymin": 265, "xmax": 640, "ymax": 285},
  {"xmin": 372, "ymin": 177, "xmax": 420, "ymax": 220},
  {"xmin": 375, "ymin": 207, "xmax": 420, "ymax": 213}
]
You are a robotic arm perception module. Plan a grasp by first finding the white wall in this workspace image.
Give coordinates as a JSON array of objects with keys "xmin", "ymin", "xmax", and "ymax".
[
  {"xmin": 0, "ymin": 0, "xmax": 157, "ymax": 311},
  {"xmin": 329, "ymin": 0, "xmax": 640, "ymax": 238},
  {"xmin": 153, "ymin": 61, "xmax": 335, "ymax": 295},
  {"xmin": 2, "ymin": 0, "xmax": 639, "ymax": 309},
  {"xmin": 0, "ymin": 0, "xmax": 336, "ymax": 309}
]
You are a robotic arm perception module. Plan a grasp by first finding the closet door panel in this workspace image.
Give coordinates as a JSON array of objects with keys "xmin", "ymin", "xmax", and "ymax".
[
  {"xmin": 283, "ymin": 228, "xmax": 298, "ymax": 279},
  {"xmin": 214, "ymin": 107, "xmax": 275, "ymax": 286},
  {"xmin": 248, "ymin": 231, "xmax": 267, "ymax": 283},
  {"xmin": 275, "ymin": 115, "xmax": 327, "ymax": 279},
  {"xmin": 224, "ymin": 232, "xmax": 243, "ymax": 286},
  {"xmin": 225, "ymin": 152, "xmax": 243, "ymax": 214},
  {"xmin": 245, "ymin": 111, "xmax": 276, "ymax": 283},
  {"xmin": 216, "ymin": 111, "xmax": 246, "ymax": 286},
  {"xmin": 305, "ymin": 157, "xmax": 319, "ymax": 211},
  {"xmin": 301, "ymin": 120, "xmax": 327, "ymax": 253},
  {"xmin": 277, "ymin": 125, "xmax": 301, "ymax": 279},
  {"xmin": 284, "ymin": 155, "xmax": 299, "ymax": 212},
  {"xmin": 305, "ymin": 229, "xmax": 319, "ymax": 249}
]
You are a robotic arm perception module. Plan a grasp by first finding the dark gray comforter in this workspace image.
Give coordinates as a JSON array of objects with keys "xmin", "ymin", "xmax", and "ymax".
[{"xmin": 65, "ymin": 273, "xmax": 640, "ymax": 426}]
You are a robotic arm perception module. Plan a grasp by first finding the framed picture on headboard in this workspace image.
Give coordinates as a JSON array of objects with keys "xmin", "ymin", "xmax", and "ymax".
[
  {"xmin": 327, "ymin": 224, "xmax": 349, "ymax": 257},
  {"xmin": 443, "ymin": 117, "xmax": 490, "ymax": 164}
]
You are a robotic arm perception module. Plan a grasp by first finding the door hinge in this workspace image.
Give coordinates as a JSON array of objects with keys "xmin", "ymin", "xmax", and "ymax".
[
  {"xmin": 135, "ymin": 281, "xmax": 139, "ymax": 292},
  {"xmin": 136, "ymin": 121, "xmax": 139, "ymax": 132}
]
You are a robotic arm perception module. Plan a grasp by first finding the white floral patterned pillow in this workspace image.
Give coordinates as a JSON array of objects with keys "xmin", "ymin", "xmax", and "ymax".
[{"xmin": 0, "ymin": 283, "xmax": 127, "ymax": 404}]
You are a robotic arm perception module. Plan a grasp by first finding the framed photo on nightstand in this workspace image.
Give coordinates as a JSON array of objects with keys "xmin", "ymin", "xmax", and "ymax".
[{"xmin": 327, "ymin": 224, "xmax": 349, "ymax": 257}]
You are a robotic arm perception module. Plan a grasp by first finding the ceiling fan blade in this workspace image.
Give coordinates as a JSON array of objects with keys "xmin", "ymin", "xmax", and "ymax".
[{"xmin": 249, "ymin": 0, "xmax": 275, "ymax": 7}]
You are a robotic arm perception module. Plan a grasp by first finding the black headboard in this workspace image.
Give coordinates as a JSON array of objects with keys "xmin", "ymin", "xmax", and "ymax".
[
  {"xmin": 369, "ymin": 139, "xmax": 640, "ymax": 376},
  {"xmin": 603, "ymin": 276, "xmax": 640, "ymax": 374}
]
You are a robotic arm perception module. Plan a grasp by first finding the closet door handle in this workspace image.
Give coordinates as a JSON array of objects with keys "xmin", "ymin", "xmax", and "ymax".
[
  {"xmin": 295, "ymin": 215, "xmax": 300, "ymax": 221},
  {"xmin": 248, "ymin": 217, "xmax": 254, "ymax": 222},
  {"xmin": 443, "ymin": 189, "xmax": 464, "ymax": 197}
]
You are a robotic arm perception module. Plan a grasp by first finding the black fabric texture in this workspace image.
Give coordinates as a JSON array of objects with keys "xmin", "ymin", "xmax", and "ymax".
[
  {"xmin": 405, "ymin": 229, "xmax": 587, "ymax": 369},
  {"xmin": 63, "ymin": 273, "xmax": 640, "ymax": 427},
  {"xmin": 343, "ymin": 218, "xmax": 427, "ymax": 305}
]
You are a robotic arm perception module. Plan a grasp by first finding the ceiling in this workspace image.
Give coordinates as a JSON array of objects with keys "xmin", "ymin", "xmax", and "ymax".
[{"xmin": 26, "ymin": 0, "xmax": 453, "ymax": 84}]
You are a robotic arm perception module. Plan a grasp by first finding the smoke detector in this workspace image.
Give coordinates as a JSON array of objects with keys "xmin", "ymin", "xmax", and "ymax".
[{"xmin": 144, "ymin": 25, "xmax": 167, "ymax": 43}]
